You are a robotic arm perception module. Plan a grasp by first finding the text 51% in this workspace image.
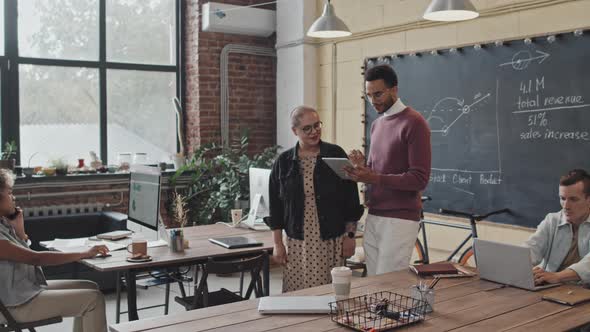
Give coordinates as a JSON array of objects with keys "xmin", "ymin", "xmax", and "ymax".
[{"xmin": 528, "ymin": 112, "xmax": 548, "ymax": 127}]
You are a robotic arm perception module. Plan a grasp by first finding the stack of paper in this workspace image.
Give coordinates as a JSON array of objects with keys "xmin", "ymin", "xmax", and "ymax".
[{"xmin": 41, "ymin": 237, "xmax": 126, "ymax": 252}]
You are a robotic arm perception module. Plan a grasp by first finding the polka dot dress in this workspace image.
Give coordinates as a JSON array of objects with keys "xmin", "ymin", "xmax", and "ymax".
[{"xmin": 282, "ymin": 156, "xmax": 344, "ymax": 293}]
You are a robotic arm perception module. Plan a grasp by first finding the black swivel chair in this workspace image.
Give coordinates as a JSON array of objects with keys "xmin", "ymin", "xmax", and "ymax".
[
  {"xmin": 175, "ymin": 251, "xmax": 267, "ymax": 310},
  {"xmin": 0, "ymin": 297, "xmax": 62, "ymax": 332}
]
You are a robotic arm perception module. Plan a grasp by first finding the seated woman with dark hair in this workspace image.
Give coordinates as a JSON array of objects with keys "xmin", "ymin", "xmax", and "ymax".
[{"xmin": 0, "ymin": 169, "xmax": 109, "ymax": 332}]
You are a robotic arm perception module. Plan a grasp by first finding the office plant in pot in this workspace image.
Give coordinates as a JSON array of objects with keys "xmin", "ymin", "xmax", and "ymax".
[
  {"xmin": 172, "ymin": 192, "xmax": 190, "ymax": 249},
  {"xmin": 171, "ymin": 132, "xmax": 279, "ymax": 225},
  {"xmin": 49, "ymin": 158, "xmax": 69, "ymax": 176},
  {"xmin": 0, "ymin": 141, "xmax": 17, "ymax": 170}
]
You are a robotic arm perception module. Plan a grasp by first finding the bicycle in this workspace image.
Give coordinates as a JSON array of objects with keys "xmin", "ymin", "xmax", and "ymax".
[
  {"xmin": 413, "ymin": 196, "xmax": 431, "ymax": 265},
  {"xmin": 414, "ymin": 206, "xmax": 511, "ymax": 266}
]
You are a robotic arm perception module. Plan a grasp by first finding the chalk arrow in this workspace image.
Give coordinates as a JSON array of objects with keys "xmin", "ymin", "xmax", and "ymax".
[{"xmin": 535, "ymin": 50, "xmax": 550, "ymax": 64}]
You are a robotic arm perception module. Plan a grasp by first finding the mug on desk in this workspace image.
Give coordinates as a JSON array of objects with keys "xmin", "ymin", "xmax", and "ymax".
[{"xmin": 127, "ymin": 239, "xmax": 148, "ymax": 257}]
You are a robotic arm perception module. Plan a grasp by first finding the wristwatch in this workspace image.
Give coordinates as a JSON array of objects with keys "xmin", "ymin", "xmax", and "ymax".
[{"xmin": 347, "ymin": 232, "xmax": 355, "ymax": 239}]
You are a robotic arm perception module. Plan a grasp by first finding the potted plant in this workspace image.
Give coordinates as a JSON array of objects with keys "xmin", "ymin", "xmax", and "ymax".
[
  {"xmin": 0, "ymin": 141, "xmax": 17, "ymax": 170},
  {"xmin": 49, "ymin": 158, "xmax": 69, "ymax": 176},
  {"xmin": 172, "ymin": 192, "xmax": 190, "ymax": 249},
  {"xmin": 171, "ymin": 131, "xmax": 279, "ymax": 225}
]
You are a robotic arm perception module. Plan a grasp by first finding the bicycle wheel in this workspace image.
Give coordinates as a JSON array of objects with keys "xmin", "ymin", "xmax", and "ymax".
[
  {"xmin": 414, "ymin": 239, "xmax": 427, "ymax": 264},
  {"xmin": 458, "ymin": 246, "xmax": 474, "ymax": 266}
]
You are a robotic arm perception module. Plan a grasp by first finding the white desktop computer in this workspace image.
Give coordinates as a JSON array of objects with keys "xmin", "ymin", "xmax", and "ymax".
[
  {"xmin": 128, "ymin": 165, "xmax": 168, "ymax": 247},
  {"xmin": 243, "ymin": 168, "xmax": 271, "ymax": 231}
]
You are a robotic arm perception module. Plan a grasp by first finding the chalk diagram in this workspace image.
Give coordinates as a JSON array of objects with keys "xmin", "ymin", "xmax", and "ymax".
[
  {"xmin": 499, "ymin": 50, "xmax": 550, "ymax": 71},
  {"xmin": 424, "ymin": 92, "xmax": 492, "ymax": 136},
  {"xmin": 421, "ymin": 91, "xmax": 502, "ymax": 174}
]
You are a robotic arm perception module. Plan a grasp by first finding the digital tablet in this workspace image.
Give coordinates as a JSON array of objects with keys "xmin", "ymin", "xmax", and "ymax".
[{"xmin": 322, "ymin": 157, "xmax": 353, "ymax": 180}]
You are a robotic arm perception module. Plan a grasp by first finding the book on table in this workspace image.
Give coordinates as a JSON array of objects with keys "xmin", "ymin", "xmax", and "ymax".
[
  {"xmin": 542, "ymin": 285, "xmax": 590, "ymax": 306},
  {"xmin": 409, "ymin": 262, "xmax": 458, "ymax": 276}
]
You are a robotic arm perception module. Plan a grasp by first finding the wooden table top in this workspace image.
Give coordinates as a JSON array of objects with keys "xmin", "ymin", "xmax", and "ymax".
[
  {"xmin": 109, "ymin": 270, "xmax": 590, "ymax": 332},
  {"xmin": 81, "ymin": 224, "xmax": 274, "ymax": 272}
]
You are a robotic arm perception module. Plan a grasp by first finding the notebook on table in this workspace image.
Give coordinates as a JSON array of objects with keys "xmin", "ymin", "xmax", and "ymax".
[
  {"xmin": 542, "ymin": 285, "xmax": 590, "ymax": 305},
  {"xmin": 258, "ymin": 296, "xmax": 335, "ymax": 314},
  {"xmin": 410, "ymin": 262, "xmax": 458, "ymax": 277},
  {"xmin": 208, "ymin": 236, "xmax": 263, "ymax": 249},
  {"xmin": 96, "ymin": 230, "xmax": 132, "ymax": 240}
]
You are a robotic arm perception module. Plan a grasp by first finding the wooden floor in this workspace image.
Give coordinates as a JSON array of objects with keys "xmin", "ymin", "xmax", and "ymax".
[{"xmin": 110, "ymin": 270, "xmax": 590, "ymax": 332}]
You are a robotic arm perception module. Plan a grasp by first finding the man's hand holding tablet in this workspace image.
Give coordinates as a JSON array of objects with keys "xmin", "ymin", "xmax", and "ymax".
[{"xmin": 343, "ymin": 149, "xmax": 379, "ymax": 184}]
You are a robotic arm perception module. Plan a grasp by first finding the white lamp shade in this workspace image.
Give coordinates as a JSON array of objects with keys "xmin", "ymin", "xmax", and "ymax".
[
  {"xmin": 307, "ymin": 1, "xmax": 351, "ymax": 38},
  {"xmin": 423, "ymin": 0, "xmax": 479, "ymax": 22}
]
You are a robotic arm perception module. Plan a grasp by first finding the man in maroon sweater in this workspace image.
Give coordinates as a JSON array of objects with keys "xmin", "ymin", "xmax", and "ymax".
[{"xmin": 346, "ymin": 64, "xmax": 431, "ymax": 275}]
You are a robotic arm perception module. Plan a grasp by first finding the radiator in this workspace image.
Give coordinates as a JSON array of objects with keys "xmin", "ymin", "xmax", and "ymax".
[{"xmin": 23, "ymin": 203, "xmax": 105, "ymax": 218}]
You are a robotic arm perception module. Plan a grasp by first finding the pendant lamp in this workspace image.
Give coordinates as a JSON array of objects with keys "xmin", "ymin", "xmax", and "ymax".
[
  {"xmin": 423, "ymin": 0, "xmax": 479, "ymax": 22},
  {"xmin": 307, "ymin": 0, "xmax": 351, "ymax": 38}
]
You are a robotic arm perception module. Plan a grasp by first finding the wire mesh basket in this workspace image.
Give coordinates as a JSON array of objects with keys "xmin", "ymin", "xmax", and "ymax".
[{"xmin": 329, "ymin": 291, "xmax": 428, "ymax": 331}]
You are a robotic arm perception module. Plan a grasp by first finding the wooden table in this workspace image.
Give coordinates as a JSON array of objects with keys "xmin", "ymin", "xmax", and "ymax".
[
  {"xmin": 109, "ymin": 270, "xmax": 590, "ymax": 332},
  {"xmin": 80, "ymin": 224, "xmax": 274, "ymax": 322}
]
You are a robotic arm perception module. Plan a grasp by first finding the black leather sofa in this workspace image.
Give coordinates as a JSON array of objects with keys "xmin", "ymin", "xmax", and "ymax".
[{"xmin": 25, "ymin": 211, "xmax": 128, "ymax": 291}]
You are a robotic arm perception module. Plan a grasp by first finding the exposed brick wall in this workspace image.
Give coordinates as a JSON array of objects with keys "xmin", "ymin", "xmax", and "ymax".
[{"xmin": 183, "ymin": 0, "xmax": 276, "ymax": 156}]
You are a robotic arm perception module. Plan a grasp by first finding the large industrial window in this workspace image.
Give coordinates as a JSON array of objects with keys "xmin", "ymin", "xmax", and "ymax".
[{"xmin": 1, "ymin": 0, "xmax": 181, "ymax": 167}]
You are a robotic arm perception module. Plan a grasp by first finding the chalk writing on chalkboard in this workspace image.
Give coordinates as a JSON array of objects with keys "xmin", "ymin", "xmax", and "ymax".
[
  {"xmin": 499, "ymin": 50, "xmax": 550, "ymax": 71},
  {"xmin": 364, "ymin": 31, "xmax": 590, "ymax": 227},
  {"xmin": 426, "ymin": 93, "xmax": 492, "ymax": 136}
]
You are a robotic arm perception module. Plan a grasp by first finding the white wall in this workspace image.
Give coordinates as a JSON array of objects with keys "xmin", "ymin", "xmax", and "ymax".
[{"xmin": 275, "ymin": 0, "xmax": 319, "ymax": 150}]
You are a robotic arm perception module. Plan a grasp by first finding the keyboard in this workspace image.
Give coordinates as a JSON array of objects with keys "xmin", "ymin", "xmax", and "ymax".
[{"xmin": 249, "ymin": 222, "xmax": 270, "ymax": 231}]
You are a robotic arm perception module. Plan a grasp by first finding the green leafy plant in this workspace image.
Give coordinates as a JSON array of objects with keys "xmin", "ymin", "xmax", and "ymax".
[
  {"xmin": 171, "ymin": 132, "xmax": 279, "ymax": 225},
  {"xmin": 49, "ymin": 157, "xmax": 69, "ymax": 175},
  {"xmin": 1, "ymin": 141, "xmax": 17, "ymax": 160}
]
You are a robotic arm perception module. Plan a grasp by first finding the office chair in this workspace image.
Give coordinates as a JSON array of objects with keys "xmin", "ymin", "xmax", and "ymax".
[
  {"xmin": 0, "ymin": 297, "xmax": 62, "ymax": 332},
  {"xmin": 175, "ymin": 251, "xmax": 267, "ymax": 310}
]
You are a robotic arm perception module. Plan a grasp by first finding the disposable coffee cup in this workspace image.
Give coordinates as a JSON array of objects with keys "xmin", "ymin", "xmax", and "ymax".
[
  {"xmin": 231, "ymin": 209, "xmax": 243, "ymax": 225},
  {"xmin": 331, "ymin": 266, "xmax": 352, "ymax": 301}
]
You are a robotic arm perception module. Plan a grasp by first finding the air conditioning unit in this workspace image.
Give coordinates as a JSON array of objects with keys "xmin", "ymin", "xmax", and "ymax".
[{"xmin": 201, "ymin": 2, "xmax": 276, "ymax": 37}]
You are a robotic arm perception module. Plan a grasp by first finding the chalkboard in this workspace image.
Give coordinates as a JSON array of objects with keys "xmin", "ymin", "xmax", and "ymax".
[{"xmin": 364, "ymin": 32, "xmax": 590, "ymax": 228}]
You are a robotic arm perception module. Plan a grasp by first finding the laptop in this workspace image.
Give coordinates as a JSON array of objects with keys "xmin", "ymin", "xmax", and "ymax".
[
  {"xmin": 208, "ymin": 236, "xmax": 263, "ymax": 249},
  {"xmin": 258, "ymin": 296, "xmax": 335, "ymax": 314},
  {"xmin": 96, "ymin": 230, "xmax": 132, "ymax": 241},
  {"xmin": 474, "ymin": 239, "xmax": 560, "ymax": 291}
]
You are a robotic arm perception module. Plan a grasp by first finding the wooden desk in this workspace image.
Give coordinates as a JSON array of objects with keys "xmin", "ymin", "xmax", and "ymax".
[
  {"xmin": 109, "ymin": 270, "xmax": 590, "ymax": 332},
  {"xmin": 80, "ymin": 224, "xmax": 274, "ymax": 321}
]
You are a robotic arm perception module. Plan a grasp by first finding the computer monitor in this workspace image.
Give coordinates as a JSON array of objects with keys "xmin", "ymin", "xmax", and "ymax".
[
  {"xmin": 244, "ymin": 167, "xmax": 271, "ymax": 230},
  {"xmin": 128, "ymin": 167, "xmax": 161, "ymax": 231}
]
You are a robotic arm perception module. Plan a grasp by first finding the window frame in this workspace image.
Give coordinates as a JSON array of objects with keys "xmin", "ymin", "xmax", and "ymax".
[{"xmin": 0, "ymin": 0, "xmax": 184, "ymax": 165}]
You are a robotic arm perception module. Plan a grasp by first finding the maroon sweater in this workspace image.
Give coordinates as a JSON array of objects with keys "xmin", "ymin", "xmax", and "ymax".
[{"xmin": 367, "ymin": 107, "xmax": 431, "ymax": 221}]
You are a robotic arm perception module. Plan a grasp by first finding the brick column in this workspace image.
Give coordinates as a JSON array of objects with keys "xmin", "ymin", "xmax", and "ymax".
[{"xmin": 183, "ymin": 0, "xmax": 276, "ymax": 156}]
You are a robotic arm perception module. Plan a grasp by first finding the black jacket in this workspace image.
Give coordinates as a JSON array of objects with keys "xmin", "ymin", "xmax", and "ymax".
[{"xmin": 268, "ymin": 141, "xmax": 364, "ymax": 240}]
